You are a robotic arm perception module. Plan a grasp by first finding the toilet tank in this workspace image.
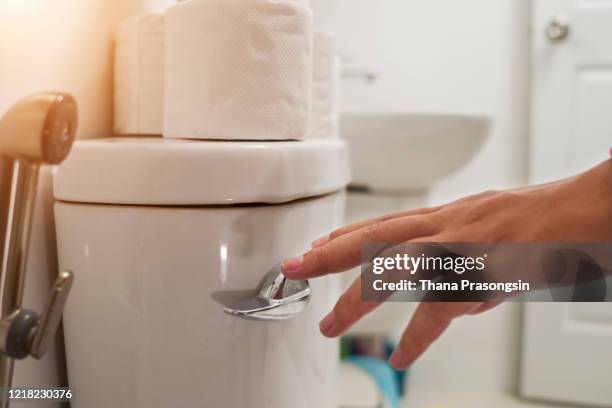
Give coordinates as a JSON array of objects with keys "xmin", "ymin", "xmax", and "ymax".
[{"xmin": 53, "ymin": 138, "xmax": 350, "ymax": 408}]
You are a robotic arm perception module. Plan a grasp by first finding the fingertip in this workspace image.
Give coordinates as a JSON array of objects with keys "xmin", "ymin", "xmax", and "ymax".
[
  {"xmin": 388, "ymin": 348, "xmax": 411, "ymax": 371},
  {"xmin": 319, "ymin": 311, "xmax": 336, "ymax": 337},
  {"xmin": 281, "ymin": 256, "xmax": 303, "ymax": 278},
  {"xmin": 320, "ymin": 327, "xmax": 342, "ymax": 338}
]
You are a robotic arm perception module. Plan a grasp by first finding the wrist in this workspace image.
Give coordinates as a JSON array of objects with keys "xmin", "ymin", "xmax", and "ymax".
[
  {"xmin": 582, "ymin": 160, "xmax": 612, "ymax": 201},
  {"xmin": 563, "ymin": 160, "xmax": 612, "ymax": 240}
]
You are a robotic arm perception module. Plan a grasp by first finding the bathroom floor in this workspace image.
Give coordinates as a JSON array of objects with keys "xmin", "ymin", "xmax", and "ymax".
[{"xmin": 403, "ymin": 391, "xmax": 580, "ymax": 408}]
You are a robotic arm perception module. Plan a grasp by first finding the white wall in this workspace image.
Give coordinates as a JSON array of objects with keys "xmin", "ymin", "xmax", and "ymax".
[
  {"xmin": 0, "ymin": 0, "xmax": 174, "ymax": 139},
  {"xmin": 312, "ymin": 0, "xmax": 530, "ymax": 199},
  {"xmin": 311, "ymin": 0, "xmax": 531, "ymax": 395}
]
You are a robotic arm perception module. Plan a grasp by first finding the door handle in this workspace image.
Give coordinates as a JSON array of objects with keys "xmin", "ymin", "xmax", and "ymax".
[{"xmin": 546, "ymin": 14, "xmax": 570, "ymax": 42}]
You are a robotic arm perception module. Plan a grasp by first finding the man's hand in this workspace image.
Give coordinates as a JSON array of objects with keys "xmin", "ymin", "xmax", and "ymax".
[{"xmin": 281, "ymin": 160, "xmax": 612, "ymax": 370}]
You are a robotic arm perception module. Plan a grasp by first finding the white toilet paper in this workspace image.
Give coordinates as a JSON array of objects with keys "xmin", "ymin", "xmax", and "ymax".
[
  {"xmin": 164, "ymin": 0, "xmax": 313, "ymax": 141},
  {"xmin": 308, "ymin": 31, "xmax": 340, "ymax": 139},
  {"xmin": 114, "ymin": 14, "xmax": 165, "ymax": 135}
]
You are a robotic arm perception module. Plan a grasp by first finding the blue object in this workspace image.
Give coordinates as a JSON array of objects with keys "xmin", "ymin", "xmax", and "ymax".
[
  {"xmin": 384, "ymin": 342, "xmax": 408, "ymax": 396},
  {"xmin": 345, "ymin": 356, "xmax": 402, "ymax": 408}
]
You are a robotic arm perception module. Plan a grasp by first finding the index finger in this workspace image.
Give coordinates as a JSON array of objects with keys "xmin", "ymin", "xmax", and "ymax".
[
  {"xmin": 282, "ymin": 214, "xmax": 438, "ymax": 279},
  {"xmin": 312, "ymin": 205, "xmax": 442, "ymax": 247}
]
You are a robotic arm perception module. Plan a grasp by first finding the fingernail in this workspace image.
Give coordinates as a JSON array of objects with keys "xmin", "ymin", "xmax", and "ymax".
[
  {"xmin": 319, "ymin": 311, "xmax": 336, "ymax": 335},
  {"xmin": 388, "ymin": 348, "xmax": 410, "ymax": 371},
  {"xmin": 311, "ymin": 235, "xmax": 330, "ymax": 248},
  {"xmin": 281, "ymin": 256, "xmax": 303, "ymax": 276}
]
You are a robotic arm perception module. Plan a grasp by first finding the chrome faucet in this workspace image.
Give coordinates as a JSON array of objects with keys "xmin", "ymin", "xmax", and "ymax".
[{"xmin": 0, "ymin": 93, "xmax": 78, "ymax": 406}]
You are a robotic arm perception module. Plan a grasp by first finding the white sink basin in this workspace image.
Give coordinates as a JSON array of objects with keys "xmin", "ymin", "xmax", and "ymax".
[{"xmin": 341, "ymin": 112, "xmax": 491, "ymax": 192}]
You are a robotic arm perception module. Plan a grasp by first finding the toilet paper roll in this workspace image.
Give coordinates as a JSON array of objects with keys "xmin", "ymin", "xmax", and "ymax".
[
  {"xmin": 114, "ymin": 14, "xmax": 165, "ymax": 135},
  {"xmin": 308, "ymin": 31, "xmax": 340, "ymax": 139},
  {"xmin": 164, "ymin": 0, "xmax": 313, "ymax": 141}
]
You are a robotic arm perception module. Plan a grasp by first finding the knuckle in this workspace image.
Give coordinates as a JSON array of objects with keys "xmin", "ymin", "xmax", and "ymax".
[
  {"xmin": 459, "ymin": 190, "xmax": 499, "ymax": 206},
  {"xmin": 379, "ymin": 213, "xmax": 398, "ymax": 222},
  {"xmin": 395, "ymin": 215, "xmax": 439, "ymax": 239},
  {"xmin": 414, "ymin": 216, "xmax": 439, "ymax": 236},
  {"xmin": 455, "ymin": 194, "xmax": 501, "ymax": 223},
  {"xmin": 311, "ymin": 246, "xmax": 328, "ymax": 269},
  {"xmin": 362, "ymin": 221, "xmax": 383, "ymax": 241},
  {"xmin": 329, "ymin": 227, "xmax": 346, "ymax": 240}
]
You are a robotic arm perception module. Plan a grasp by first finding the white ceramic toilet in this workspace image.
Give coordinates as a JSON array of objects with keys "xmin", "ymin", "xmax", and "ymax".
[{"xmin": 53, "ymin": 137, "xmax": 350, "ymax": 408}]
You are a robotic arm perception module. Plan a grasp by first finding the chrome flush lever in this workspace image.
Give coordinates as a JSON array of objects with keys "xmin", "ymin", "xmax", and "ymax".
[{"xmin": 224, "ymin": 263, "xmax": 311, "ymax": 321}]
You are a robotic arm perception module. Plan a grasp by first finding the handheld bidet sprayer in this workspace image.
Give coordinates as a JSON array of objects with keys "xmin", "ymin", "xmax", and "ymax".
[{"xmin": 0, "ymin": 93, "xmax": 78, "ymax": 405}]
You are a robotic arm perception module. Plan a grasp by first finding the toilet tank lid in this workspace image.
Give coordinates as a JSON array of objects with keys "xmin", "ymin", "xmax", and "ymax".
[{"xmin": 54, "ymin": 137, "xmax": 350, "ymax": 205}]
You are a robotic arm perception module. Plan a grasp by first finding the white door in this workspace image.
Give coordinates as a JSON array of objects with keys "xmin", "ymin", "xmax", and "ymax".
[
  {"xmin": 523, "ymin": 0, "xmax": 612, "ymax": 406},
  {"xmin": 522, "ymin": 303, "xmax": 612, "ymax": 406},
  {"xmin": 530, "ymin": 0, "xmax": 612, "ymax": 183}
]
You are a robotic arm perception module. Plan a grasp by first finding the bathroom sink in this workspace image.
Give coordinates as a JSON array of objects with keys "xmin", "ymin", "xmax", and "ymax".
[{"xmin": 341, "ymin": 112, "xmax": 491, "ymax": 192}]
